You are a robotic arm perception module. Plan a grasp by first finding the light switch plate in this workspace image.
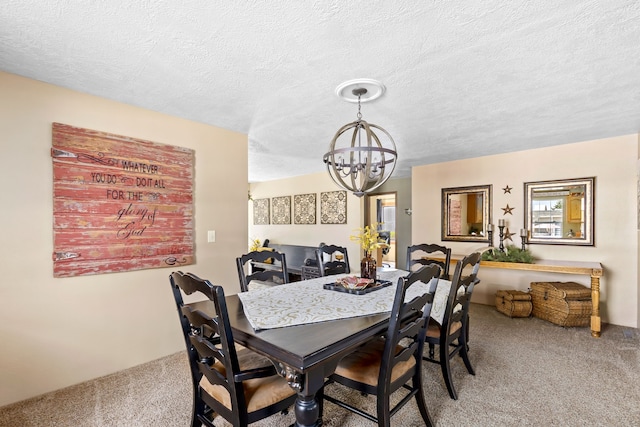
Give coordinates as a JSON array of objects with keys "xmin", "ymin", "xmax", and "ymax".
[{"xmin": 207, "ymin": 230, "xmax": 216, "ymax": 243}]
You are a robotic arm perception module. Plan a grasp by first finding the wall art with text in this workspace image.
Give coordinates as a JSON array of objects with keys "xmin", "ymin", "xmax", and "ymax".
[{"xmin": 51, "ymin": 123, "xmax": 194, "ymax": 277}]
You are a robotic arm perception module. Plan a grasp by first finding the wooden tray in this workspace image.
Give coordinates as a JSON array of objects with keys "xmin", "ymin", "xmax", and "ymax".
[{"xmin": 323, "ymin": 279, "xmax": 392, "ymax": 295}]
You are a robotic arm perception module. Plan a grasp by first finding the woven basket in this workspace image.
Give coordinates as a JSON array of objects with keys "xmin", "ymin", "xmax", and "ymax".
[
  {"xmin": 530, "ymin": 281, "xmax": 591, "ymax": 327},
  {"xmin": 495, "ymin": 290, "xmax": 532, "ymax": 318}
]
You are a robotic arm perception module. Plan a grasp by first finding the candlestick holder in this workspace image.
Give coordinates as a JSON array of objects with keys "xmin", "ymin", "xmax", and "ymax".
[
  {"xmin": 486, "ymin": 224, "xmax": 494, "ymax": 247},
  {"xmin": 520, "ymin": 229, "xmax": 528, "ymax": 251},
  {"xmin": 498, "ymin": 225, "xmax": 505, "ymax": 252}
]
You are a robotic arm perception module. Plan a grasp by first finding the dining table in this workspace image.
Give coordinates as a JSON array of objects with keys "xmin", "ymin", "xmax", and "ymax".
[{"xmin": 188, "ymin": 268, "xmax": 451, "ymax": 427}]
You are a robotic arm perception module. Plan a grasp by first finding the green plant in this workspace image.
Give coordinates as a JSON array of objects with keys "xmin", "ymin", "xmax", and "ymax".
[{"xmin": 481, "ymin": 245, "xmax": 535, "ymax": 263}]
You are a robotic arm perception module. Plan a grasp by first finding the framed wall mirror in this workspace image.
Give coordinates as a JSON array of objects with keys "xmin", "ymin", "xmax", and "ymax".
[
  {"xmin": 524, "ymin": 177, "xmax": 595, "ymax": 246},
  {"xmin": 442, "ymin": 185, "xmax": 492, "ymax": 242}
]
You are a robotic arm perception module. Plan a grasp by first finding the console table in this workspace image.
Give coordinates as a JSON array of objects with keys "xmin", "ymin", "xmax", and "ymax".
[{"xmin": 446, "ymin": 255, "xmax": 604, "ymax": 337}]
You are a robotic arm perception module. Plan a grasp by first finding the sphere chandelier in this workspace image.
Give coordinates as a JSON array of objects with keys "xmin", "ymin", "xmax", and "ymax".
[{"xmin": 323, "ymin": 79, "xmax": 397, "ymax": 197}]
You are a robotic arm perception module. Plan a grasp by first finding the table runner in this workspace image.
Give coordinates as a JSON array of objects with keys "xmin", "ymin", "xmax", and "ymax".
[{"xmin": 237, "ymin": 269, "xmax": 452, "ymax": 330}]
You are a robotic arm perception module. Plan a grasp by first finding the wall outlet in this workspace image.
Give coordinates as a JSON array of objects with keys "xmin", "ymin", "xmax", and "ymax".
[{"xmin": 207, "ymin": 230, "xmax": 216, "ymax": 243}]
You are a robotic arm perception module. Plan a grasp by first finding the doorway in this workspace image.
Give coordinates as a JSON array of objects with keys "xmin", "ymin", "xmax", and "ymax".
[{"xmin": 366, "ymin": 192, "xmax": 397, "ymax": 268}]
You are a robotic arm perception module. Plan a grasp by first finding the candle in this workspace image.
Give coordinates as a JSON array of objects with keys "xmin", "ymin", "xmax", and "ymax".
[
  {"xmin": 498, "ymin": 219, "xmax": 505, "ymax": 227},
  {"xmin": 520, "ymin": 228, "xmax": 528, "ymax": 237},
  {"xmin": 487, "ymin": 224, "xmax": 493, "ymax": 232}
]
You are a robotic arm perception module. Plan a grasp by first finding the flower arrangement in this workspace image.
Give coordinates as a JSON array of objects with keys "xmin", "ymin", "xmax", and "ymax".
[
  {"xmin": 350, "ymin": 223, "xmax": 389, "ymax": 256},
  {"xmin": 249, "ymin": 238, "xmax": 261, "ymax": 252},
  {"xmin": 481, "ymin": 245, "xmax": 535, "ymax": 263}
]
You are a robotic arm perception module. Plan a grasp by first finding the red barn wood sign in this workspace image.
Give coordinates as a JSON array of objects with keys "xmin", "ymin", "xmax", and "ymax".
[{"xmin": 52, "ymin": 123, "xmax": 194, "ymax": 277}]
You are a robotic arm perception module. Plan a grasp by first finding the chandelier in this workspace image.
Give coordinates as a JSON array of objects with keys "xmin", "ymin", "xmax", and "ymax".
[{"xmin": 323, "ymin": 79, "xmax": 397, "ymax": 197}]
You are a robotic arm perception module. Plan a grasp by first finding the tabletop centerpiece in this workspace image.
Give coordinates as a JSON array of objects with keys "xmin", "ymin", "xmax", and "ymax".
[{"xmin": 350, "ymin": 222, "xmax": 389, "ymax": 280}]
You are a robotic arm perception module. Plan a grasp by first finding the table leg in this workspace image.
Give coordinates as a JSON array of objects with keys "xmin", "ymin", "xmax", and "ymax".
[
  {"xmin": 590, "ymin": 274, "xmax": 601, "ymax": 338},
  {"xmin": 278, "ymin": 364, "xmax": 324, "ymax": 427},
  {"xmin": 294, "ymin": 394, "xmax": 321, "ymax": 427}
]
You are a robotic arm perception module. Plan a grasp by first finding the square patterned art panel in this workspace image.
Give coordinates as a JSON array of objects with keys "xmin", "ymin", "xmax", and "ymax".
[
  {"xmin": 272, "ymin": 196, "xmax": 291, "ymax": 225},
  {"xmin": 293, "ymin": 193, "xmax": 316, "ymax": 224},
  {"xmin": 320, "ymin": 190, "xmax": 347, "ymax": 224},
  {"xmin": 253, "ymin": 198, "xmax": 270, "ymax": 225}
]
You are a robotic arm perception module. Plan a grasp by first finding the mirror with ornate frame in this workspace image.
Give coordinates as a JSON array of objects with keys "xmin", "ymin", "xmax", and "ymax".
[
  {"xmin": 524, "ymin": 177, "xmax": 595, "ymax": 246},
  {"xmin": 442, "ymin": 185, "xmax": 492, "ymax": 242}
]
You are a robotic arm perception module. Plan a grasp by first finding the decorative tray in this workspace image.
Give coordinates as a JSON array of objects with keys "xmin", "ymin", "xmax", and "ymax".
[{"xmin": 323, "ymin": 279, "xmax": 392, "ymax": 295}]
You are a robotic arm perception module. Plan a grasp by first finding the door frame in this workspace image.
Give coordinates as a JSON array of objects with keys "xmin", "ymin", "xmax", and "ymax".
[{"xmin": 364, "ymin": 191, "xmax": 397, "ymax": 267}]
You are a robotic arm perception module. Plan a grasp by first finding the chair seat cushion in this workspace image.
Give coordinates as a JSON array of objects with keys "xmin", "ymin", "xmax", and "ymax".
[
  {"xmin": 333, "ymin": 337, "xmax": 415, "ymax": 387},
  {"xmin": 199, "ymin": 348, "xmax": 296, "ymax": 412},
  {"xmin": 426, "ymin": 320, "xmax": 462, "ymax": 338}
]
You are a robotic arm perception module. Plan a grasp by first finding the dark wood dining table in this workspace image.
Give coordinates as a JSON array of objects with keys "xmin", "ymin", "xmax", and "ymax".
[{"xmin": 188, "ymin": 273, "xmax": 403, "ymax": 427}]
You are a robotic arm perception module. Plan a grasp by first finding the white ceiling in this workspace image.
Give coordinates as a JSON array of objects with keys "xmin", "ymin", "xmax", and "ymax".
[{"xmin": 2, "ymin": 1, "xmax": 640, "ymax": 182}]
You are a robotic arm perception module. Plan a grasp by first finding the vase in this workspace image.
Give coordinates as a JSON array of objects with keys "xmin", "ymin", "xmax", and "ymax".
[{"xmin": 360, "ymin": 251, "xmax": 376, "ymax": 280}]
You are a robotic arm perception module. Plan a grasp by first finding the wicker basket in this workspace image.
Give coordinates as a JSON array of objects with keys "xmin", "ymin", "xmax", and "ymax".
[
  {"xmin": 495, "ymin": 290, "xmax": 532, "ymax": 318},
  {"xmin": 530, "ymin": 281, "xmax": 592, "ymax": 327}
]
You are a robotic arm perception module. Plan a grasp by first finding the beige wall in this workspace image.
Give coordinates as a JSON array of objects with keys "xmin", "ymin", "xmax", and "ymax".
[
  {"xmin": 0, "ymin": 72, "xmax": 248, "ymax": 406},
  {"xmin": 249, "ymin": 172, "xmax": 364, "ymax": 271},
  {"xmin": 412, "ymin": 135, "xmax": 639, "ymax": 328}
]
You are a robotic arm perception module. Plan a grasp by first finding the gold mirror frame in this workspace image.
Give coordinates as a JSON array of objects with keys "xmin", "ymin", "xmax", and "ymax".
[
  {"xmin": 441, "ymin": 185, "xmax": 492, "ymax": 243},
  {"xmin": 524, "ymin": 177, "xmax": 595, "ymax": 246}
]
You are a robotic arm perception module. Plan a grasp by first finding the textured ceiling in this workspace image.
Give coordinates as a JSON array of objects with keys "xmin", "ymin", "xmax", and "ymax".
[{"xmin": 2, "ymin": 1, "xmax": 640, "ymax": 182}]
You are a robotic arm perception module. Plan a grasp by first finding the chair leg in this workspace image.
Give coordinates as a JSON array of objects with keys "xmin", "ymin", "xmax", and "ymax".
[
  {"xmin": 413, "ymin": 374, "xmax": 434, "ymax": 427},
  {"xmin": 459, "ymin": 329, "xmax": 475, "ymax": 376},
  {"xmin": 376, "ymin": 394, "xmax": 392, "ymax": 427},
  {"xmin": 465, "ymin": 315, "xmax": 471, "ymax": 352},
  {"xmin": 192, "ymin": 396, "xmax": 205, "ymax": 427},
  {"xmin": 440, "ymin": 341, "xmax": 458, "ymax": 400},
  {"xmin": 317, "ymin": 385, "xmax": 325, "ymax": 420}
]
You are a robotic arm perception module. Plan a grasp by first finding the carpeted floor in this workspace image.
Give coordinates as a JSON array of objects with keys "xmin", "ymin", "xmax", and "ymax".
[{"xmin": 1, "ymin": 303, "xmax": 639, "ymax": 426}]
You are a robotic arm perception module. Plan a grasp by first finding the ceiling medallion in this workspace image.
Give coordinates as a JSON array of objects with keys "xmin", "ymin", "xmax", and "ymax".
[{"xmin": 323, "ymin": 79, "xmax": 397, "ymax": 197}]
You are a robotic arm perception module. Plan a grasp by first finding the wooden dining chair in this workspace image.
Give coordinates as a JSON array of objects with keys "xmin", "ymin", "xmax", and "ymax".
[
  {"xmin": 406, "ymin": 243, "xmax": 452, "ymax": 279},
  {"xmin": 315, "ymin": 244, "xmax": 350, "ymax": 277},
  {"xmin": 320, "ymin": 264, "xmax": 441, "ymax": 427},
  {"xmin": 236, "ymin": 249, "xmax": 289, "ymax": 292},
  {"xmin": 422, "ymin": 251, "xmax": 481, "ymax": 400},
  {"xmin": 169, "ymin": 271, "xmax": 297, "ymax": 427}
]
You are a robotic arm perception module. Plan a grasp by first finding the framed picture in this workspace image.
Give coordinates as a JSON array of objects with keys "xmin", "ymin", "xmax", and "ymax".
[
  {"xmin": 294, "ymin": 193, "xmax": 316, "ymax": 224},
  {"xmin": 253, "ymin": 198, "xmax": 270, "ymax": 225},
  {"xmin": 272, "ymin": 196, "xmax": 291, "ymax": 225},
  {"xmin": 52, "ymin": 122, "xmax": 194, "ymax": 277},
  {"xmin": 320, "ymin": 190, "xmax": 347, "ymax": 224}
]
